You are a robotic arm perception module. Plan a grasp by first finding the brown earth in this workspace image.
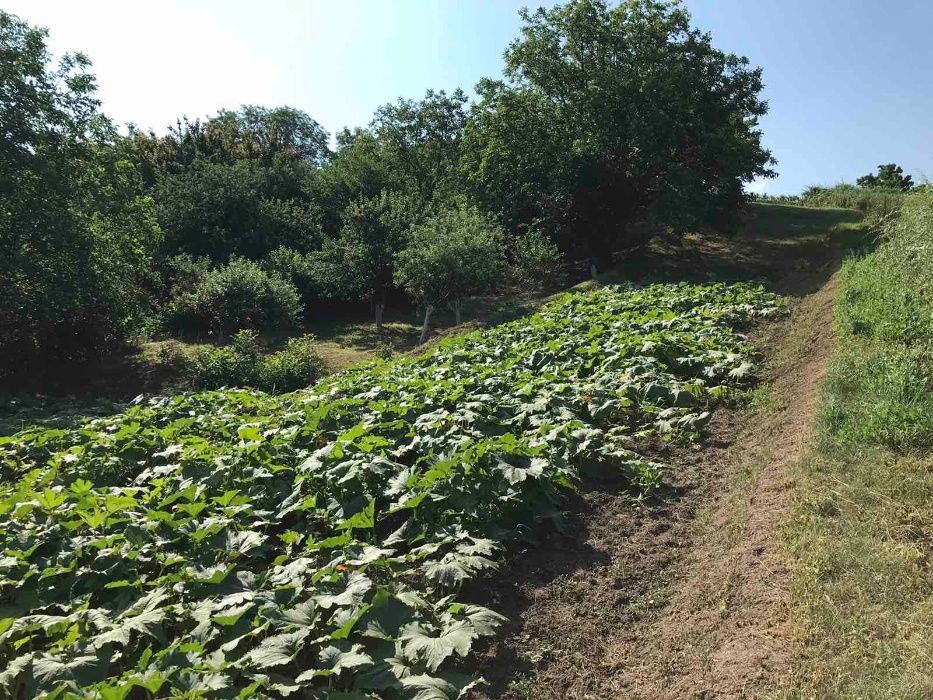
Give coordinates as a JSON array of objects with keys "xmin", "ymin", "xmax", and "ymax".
[{"xmin": 469, "ymin": 204, "xmax": 857, "ymax": 699}]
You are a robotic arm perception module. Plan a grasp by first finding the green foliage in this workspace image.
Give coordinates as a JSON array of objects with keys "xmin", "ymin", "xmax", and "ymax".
[
  {"xmin": 154, "ymin": 158, "xmax": 321, "ymax": 261},
  {"xmin": 0, "ymin": 282, "xmax": 778, "ymax": 697},
  {"xmin": 786, "ymin": 193, "xmax": 933, "ymax": 699},
  {"xmin": 2, "ymin": 4, "xmax": 781, "ymax": 369},
  {"xmin": 167, "ymin": 258, "xmax": 301, "ymax": 336},
  {"xmin": 800, "ymin": 183, "xmax": 903, "ymax": 225},
  {"xmin": 261, "ymin": 246, "xmax": 322, "ymax": 305},
  {"xmin": 856, "ymin": 163, "xmax": 914, "ymax": 192},
  {"xmin": 370, "ymin": 90, "xmax": 469, "ymax": 203},
  {"xmin": 185, "ymin": 331, "xmax": 325, "ymax": 392},
  {"xmin": 820, "ymin": 191, "xmax": 933, "ymax": 452},
  {"xmin": 462, "ymin": 0, "xmax": 773, "ymax": 266},
  {"xmin": 132, "ymin": 105, "xmax": 330, "ymax": 180},
  {"xmin": 315, "ymin": 192, "xmax": 420, "ymax": 324},
  {"xmin": 395, "ymin": 206, "xmax": 504, "ymax": 309},
  {"xmin": 0, "ymin": 11, "xmax": 162, "ymax": 372},
  {"xmin": 507, "ymin": 226, "xmax": 565, "ymax": 291}
]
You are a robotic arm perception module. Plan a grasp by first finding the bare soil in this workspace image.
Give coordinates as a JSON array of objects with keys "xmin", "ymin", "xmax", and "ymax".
[{"xmin": 469, "ymin": 205, "xmax": 854, "ymax": 699}]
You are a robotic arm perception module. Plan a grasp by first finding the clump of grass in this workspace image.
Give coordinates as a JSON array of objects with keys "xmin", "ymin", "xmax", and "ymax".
[{"xmin": 782, "ymin": 190, "xmax": 933, "ymax": 699}]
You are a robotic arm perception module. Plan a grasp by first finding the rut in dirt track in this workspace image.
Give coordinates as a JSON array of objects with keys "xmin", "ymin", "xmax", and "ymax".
[{"xmin": 470, "ymin": 208, "xmax": 847, "ymax": 700}]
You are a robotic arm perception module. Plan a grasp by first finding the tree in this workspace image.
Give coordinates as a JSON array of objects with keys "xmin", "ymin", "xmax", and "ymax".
[
  {"xmin": 372, "ymin": 89, "xmax": 469, "ymax": 202},
  {"xmin": 856, "ymin": 163, "xmax": 914, "ymax": 192},
  {"xmin": 205, "ymin": 105, "xmax": 331, "ymax": 167},
  {"xmin": 462, "ymin": 0, "xmax": 773, "ymax": 273},
  {"xmin": 313, "ymin": 191, "xmax": 417, "ymax": 331},
  {"xmin": 394, "ymin": 205, "xmax": 503, "ymax": 343},
  {"xmin": 131, "ymin": 106, "xmax": 330, "ymax": 177},
  {"xmin": 0, "ymin": 11, "xmax": 161, "ymax": 372},
  {"xmin": 313, "ymin": 91, "xmax": 469, "ymax": 236},
  {"xmin": 167, "ymin": 257, "xmax": 300, "ymax": 338},
  {"xmin": 154, "ymin": 158, "xmax": 322, "ymax": 261}
]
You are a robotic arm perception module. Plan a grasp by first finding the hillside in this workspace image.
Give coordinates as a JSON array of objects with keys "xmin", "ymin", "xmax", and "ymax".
[{"xmin": 0, "ymin": 203, "xmax": 863, "ymax": 698}]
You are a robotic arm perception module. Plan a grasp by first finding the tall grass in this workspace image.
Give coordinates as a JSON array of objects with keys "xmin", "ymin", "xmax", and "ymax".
[
  {"xmin": 783, "ymin": 190, "xmax": 933, "ymax": 699},
  {"xmin": 801, "ymin": 184, "xmax": 905, "ymax": 227}
]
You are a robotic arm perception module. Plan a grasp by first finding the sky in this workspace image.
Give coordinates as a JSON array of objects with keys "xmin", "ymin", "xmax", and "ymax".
[{"xmin": 5, "ymin": 0, "xmax": 932, "ymax": 195}]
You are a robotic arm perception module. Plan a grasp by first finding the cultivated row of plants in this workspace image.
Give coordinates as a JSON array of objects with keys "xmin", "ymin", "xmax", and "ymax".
[{"xmin": 0, "ymin": 282, "xmax": 780, "ymax": 698}]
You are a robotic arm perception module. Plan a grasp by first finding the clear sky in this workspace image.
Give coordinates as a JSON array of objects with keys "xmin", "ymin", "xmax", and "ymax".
[{"xmin": 5, "ymin": 0, "xmax": 932, "ymax": 195}]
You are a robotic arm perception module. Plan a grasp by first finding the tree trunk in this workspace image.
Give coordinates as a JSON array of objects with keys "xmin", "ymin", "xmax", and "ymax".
[
  {"xmin": 418, "ymin": 304, "xmax": 434, "ymax": 344},
  {"xmin": 589, "ymin": 262, "xmax": 599, "ymax": 279},
  {"xmin": 449, "ymin": 299, "xmax": 462, "ymax": 325},
  {"xmin": 374, "ymin": 302, "xmax": 384, "ymax": 333}
]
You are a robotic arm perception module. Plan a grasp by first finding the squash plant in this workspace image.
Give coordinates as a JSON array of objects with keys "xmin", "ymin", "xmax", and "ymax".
[{"xmin": 0, "ymin": 282, "xmax": 779, "ymax": 698}]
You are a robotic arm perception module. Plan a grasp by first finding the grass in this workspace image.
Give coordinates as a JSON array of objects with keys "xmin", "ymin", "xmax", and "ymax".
[
  {"xmin": 780, "ymin": 191, "xmax": 933, "ymax": 699},
  {"xmin": 801, "ymin": 184, "xmax": 905, "ymax": 225}
]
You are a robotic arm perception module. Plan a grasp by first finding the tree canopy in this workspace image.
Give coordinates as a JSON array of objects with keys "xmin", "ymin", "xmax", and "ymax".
[
  {"xmin": 395, "ymin": 205, "xmax": 503, "ymax": 340},
  {"xmin": 857, "ymin": 163, "xmax": 914, "ymax": 192},
  {"xmin": 1, "ymin": 0, "xmax": 778, "ymax": 367},
  {"xmin": 0, "ymin": 11, "xmax": 161, "ymax": 372},
  {"xmin": 463, "ymin": 0, "xmax": 774, "ymax": 267}
]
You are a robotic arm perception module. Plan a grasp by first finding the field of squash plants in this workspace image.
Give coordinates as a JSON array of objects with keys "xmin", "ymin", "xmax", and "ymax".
[{"xmin": 0, "ymin": 282, "xmax": 780, "ymax": 699}]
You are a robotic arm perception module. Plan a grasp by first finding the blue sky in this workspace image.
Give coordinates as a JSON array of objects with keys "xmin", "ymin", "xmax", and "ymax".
[{"xmin": 6, "ymin": 0, "xmax": 932, "ymax": 194}]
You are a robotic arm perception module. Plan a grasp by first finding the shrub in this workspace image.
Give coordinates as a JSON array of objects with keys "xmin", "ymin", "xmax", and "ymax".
[
  {"xmin": 261, "ymin": 246, "xmax": 320, "ymax": 305},
  {"xmin": 186, "ymin": 330, "xmax": 263, "ymax": 389},
  {"xmin": 162, "ymin": 253, "xmax": 212, "ymax": 297},
  {"xmin": 167, "ymin": 257, "xmax": 301, "ymax": 336},
  {"xmin": 262, "ymin": 334, "xmax": 327, "ymax": 391},
  {"xmin": 508, "ymin": 226, "xmax": 565, "ymax": 290},
  {"xmin": 185, "ymin": 330, "xmax": 325, "ymax": 392}
]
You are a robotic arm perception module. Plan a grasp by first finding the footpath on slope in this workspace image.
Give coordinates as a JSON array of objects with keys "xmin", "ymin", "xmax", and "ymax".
[{"xmin": 472, "ymin": 204, "xmax": 851, "ymax": 700}]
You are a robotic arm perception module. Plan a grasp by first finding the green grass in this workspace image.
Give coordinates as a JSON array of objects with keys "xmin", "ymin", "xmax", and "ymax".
[
  {"xmin": 781, "ymin": 191, "xmax": 933, "ymax": 699},
  {"xmin": 801, "ymin": 184, "xmax": 906, "ymax": 226}
]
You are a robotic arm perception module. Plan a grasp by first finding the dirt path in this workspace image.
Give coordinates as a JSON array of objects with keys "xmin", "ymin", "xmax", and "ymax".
[
  {"xmin": 472, "ymin": 211, "xmax": 846, "ymax": 699},
  {"xmin": 606, "ymin": 270, "xmax": 837, "ymax": 699}
]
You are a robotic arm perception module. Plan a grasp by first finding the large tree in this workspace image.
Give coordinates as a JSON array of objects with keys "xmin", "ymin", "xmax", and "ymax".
[
  {"xmin": 0, "ymin": 11, "xmax": 161, "ymax": 372},
  {"xmin": 463, "ymin": 0, "xmax": 774, "ymax": 273}
]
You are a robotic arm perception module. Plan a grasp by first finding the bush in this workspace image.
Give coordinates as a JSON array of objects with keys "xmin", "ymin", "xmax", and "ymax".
[
  {"xmin": 508, "ymin": 226, "xmax": 564, "ymax": 290},
  {"xmin": 167, "ymin": 257, "xmax": 301, "ymax": 336},
  {"xmin": 185, "ymin": 330, "xmax": 325, "ymax": 392},
  {"xmin": 260, "ymin": 246, "xmax": 321, "ymax": 305},
  {"xmin": 162, "ymin": 253, "xmax": 212, "ymax": 296}
]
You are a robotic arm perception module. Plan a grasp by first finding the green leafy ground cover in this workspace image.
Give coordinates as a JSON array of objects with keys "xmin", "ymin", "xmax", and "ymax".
[{"xmin": 0, "ymin": 283, "xmax": 779, "ymax": 699}]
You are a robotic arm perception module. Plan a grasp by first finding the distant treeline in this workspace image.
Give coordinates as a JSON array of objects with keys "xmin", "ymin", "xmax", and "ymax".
[{"xmin": 1, "ymin": 1, "xmax": 775, "ymax": 372}]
